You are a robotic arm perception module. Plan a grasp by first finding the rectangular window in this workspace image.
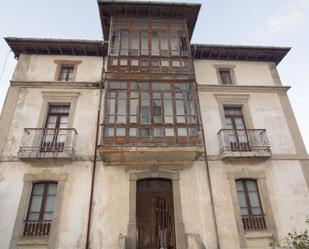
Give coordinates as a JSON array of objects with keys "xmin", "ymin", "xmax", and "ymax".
[
  {"xmin": 219, "ymin": 69, "xmax": 233, "ymax": 85},
  {"xmin": 236, "ymin": 179, "xmax": 266, "ymax": 231},
  {"xmin": 24, "ymin": 182, "xmax": 57, "ymax": 237},
  {"xmin": 224, "ymin": 107, "xmax": 250, "ymax": 151},
  {"xmin": 104, "ymin": 81, "xmax": 200, "ymax": 144},
  {"xmin": 58, "ymin": 64, "xmax": 74, "ymax": 81},
  {"xmin": 131, "ymin": 31, "xmax": 140, "ymax": 56},
  {"xmin": 42, "ymin": 104, "xmax": 70, "ymax": 152}
]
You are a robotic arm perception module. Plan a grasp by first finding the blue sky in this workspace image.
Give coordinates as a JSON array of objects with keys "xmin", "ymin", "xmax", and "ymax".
[{"xmin": 0, "ymin": 0, "xmax": 308, "ymax": 151}]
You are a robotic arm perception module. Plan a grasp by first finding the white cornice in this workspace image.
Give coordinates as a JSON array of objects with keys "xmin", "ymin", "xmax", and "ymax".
[{"xmin": 197, "ymin": 84, "xmax": 290, "ymax": 93}]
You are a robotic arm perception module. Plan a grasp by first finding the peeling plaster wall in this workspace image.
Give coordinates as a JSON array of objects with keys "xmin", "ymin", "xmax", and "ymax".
[{"xmin": 0, "ymin": 54, "xmax": 308, "ymax": 249}]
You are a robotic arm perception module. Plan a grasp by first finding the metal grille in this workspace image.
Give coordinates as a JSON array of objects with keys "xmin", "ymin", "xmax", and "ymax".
[{"xmin": 137, "ymin": 179, "xmax": 176, "ymax": 249}]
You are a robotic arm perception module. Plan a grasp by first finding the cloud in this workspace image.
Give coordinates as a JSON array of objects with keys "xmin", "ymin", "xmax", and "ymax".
[{"xmin": 251, "ymin": 0, "xmax": 308, "ymax": 42}]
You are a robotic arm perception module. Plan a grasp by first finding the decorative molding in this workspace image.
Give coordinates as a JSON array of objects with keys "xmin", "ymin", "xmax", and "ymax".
[
  {"xmin": 23, "ymin": 170, "xmax": 68, "ymax": 182},
  {"xmin": 198, "ymin": 84, "xmax": 290, "ymax": 93},
  {"xmin": 10, "ymin": 81, "xmax": 100, "ymax": 89}
]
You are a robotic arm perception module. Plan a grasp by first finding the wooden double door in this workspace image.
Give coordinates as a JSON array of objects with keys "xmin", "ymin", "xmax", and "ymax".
[{"xmin": 137, "ymin": 179, "xmax": 176, "ymax": 249}]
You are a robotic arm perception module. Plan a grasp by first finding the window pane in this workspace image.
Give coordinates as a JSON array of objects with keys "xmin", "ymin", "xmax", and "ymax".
[
  {"xmin": 151, "ymin": 32, "xmax": 159, "ymax": 56},
  {"xmin": 179, "ymin": 31, "xmax": 188, "ymax": 56},
  {"xmin": 165, "ymin": 128, "xmax": 175, "ymax": 136},
  {"xmin": 189, "ymin": 128, "xmax": 199, "ymax": 136},
  {"xmin": 129, "ymin": 128, "xmax": 138, "ymax": 137},
  {"xmin": 152, "ymin": 18, "xmax": 167, "ymax": 29},
  {"xmin": 28, "ymin": 212, "xmax": 40, "ymax": 221},
  {"xmin": 104, "ymin": 128, "xmax": 114, "ymax": 137},
  {"xmin": 220, "ymin": 70, "xmax": 232, "ymax": 84},
  {"xmin": 32, "ymin": 183, "xmax": 45, "ymax": 195},
  {"xmin": 252, "ymin": 207, "xmax": 262, "ymax": 215},
  {"xmin": 154, "ymin": 128, "xmax": 163, "ymax": 137},
  {"xmin": 120, "ymin": 31, "xmax": 129, "ymax": 56},
  {"xmin": 247, "ymin": 180, "xmax": 258, "ymax": 192},
  {"xmin": 141, "ymin": 93, "xmax": 150, "ymax": 124},
  {"xmin": 44, "ymin": 196, "xmax": 55, "ymax": 213},
  {"xmin": 108, "ymin": 82, "xmax": 127, "ymax": 89},
  {"xmin": 43, "ymin": 212, "xmax": 53, "ymax": 221},
  {"xmin": 110, "ymin": 31, "xmax": 120, "ymax": 55},
  {"xmin": 29, "ymin": 196, "xmax": 43, "ymax": 213},
  {"xmin": 160, "ymin": 32, "xmax": 169, "ymax": 56},
  {"xmin": 236, "ymin": 180, "xmax": 244, "ymax": 191},
  {"xmin": 178, "ymin": 128, "xmax": 187, "ymax": 136},
  {"xmin": 141, "ymin": 32, "xmax": 148, "ymax": 55},
  {"xmin": 170, "ymin": 32, "xmax": 180, "ymax": 56},
  {"xmin": 116, "ymin": 128, "xmax": 126, "ymax": 136},
  {"xmin": 249, "ymin": 192, "xmax": 260, "ymax": 208},
  {"xmin": 47, "ymin": 183, "xmax": 57, "ymax": 195},
  {"xmin": 237, "ymin": 191, "xmax": 248, "ymax": 208},
  {"xmin": 140, "ymin": 128, "xmax": 150, "ymax": 137},
  {"xmin": 131, "ymin": 32, "xmax": 140, "ymax": 56},
  {"xmin": 240, "ymin": 207, "xmax": 249, "ymax": 216}
]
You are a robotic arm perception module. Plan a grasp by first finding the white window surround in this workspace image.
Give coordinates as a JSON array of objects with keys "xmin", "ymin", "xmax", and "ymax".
[
  {"xmin": 227, "ymin": 169, "xmax": 277, "ymax": 248},
  {"xmin": 9, "ymin": 170, "xmax": 67, "ymax": 249},
  {"xmin": 214, "ymin": 64, "xmax": 237, "ymax": 85},
  {"xmin": 215, "ymin": 94, "xmax": 253, "ymax": 129}
]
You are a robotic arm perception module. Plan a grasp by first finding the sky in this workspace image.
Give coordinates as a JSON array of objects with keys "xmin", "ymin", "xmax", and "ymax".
[{"xmin": 0, "ymin": 0, "xmax": 308, "ymax": 151}]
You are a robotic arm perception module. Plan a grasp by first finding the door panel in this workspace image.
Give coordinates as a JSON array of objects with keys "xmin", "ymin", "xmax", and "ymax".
[{"xmin": 137, "ymin": 179, "xmax": 176, "ymax": 249}]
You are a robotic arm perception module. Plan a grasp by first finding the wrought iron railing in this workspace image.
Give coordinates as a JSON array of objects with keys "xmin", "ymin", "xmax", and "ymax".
[
  {"xmin": 241, "ymin": 215, "xmax": 267, "ymax": 231},
  {"xmin": 218, "ymin": 129, "xmax": 270, "ymax": 153},
  {"xmin": 23, "ymin": 220, "xmax": 51, "ymax": 237},
  {"xmin": 18, "ymin": 128, "xmax": 78, "ymax": 159}
]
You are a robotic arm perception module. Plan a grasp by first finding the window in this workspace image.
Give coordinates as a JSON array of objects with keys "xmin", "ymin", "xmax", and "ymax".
[
  {"xmin": 224, "ymin": 107, "xmax": 250, "ymax": 151},
  {"xmin": 103, "ymin": 81, "xmax": 200, "ymax": 145},
  {"xmin": 58, "ymin": 64, "xmax": 75, "ymax": 81},
  {"xmin": 41, "ymin": 104, "xmax": 70, "ymax": 152},
  {"xmin": 24, "ymin": 182, "xmax": 58, "ymax": 237},
  {"xmin": 236, "ymin": 179, "xmax": 266, "ymax": 231},
  {"xmin": 219, "ymin": 69, "xmax": 233, "ymax": 85}
]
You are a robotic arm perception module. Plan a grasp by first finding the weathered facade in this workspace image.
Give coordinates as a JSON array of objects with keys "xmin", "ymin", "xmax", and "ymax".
[{"xmin": 1, "ymin": 1, "xmax": 309, "ymax": 249}]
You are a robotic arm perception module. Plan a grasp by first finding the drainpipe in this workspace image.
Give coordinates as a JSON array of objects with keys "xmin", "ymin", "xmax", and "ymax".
[
  {"xmin": 85, "ymin": 41, "xmax": 106, "ymax": 249},
  {"xmin": 192, "ymin": 45, "xmax": 221, "ymax": 249}
]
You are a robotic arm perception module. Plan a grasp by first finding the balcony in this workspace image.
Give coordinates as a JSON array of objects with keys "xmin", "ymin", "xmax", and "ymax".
[
  {"xmin": 217, "ymin": 129, "xmax": 271, "ymax": 160},
  {"xmin": 23, "ymin": 220, "xmax": 51, "ymax": 237},
  {"xmin": 98, "ymin": 126, "xmax": 204, "ymax": 165},
  {"xmin": 18, "ymin": 128, "xmax": 78, "ymax": 160}
]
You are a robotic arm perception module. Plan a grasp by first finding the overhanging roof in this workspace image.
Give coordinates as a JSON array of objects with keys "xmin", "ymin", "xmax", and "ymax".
[
  {"xmin": 5, "ymin": 37, "xmax": 107, "ymax": 58},
  {"xmin": 97, "ymin": 0, "xmax": 201, "ymax": 41},
  {"xmin": 191, "ymin": 44, "xmax": 291, "ymax": 65},
  {"xmin": 5, "ymin": 37, "xmax": 290, "ymax": 65}
]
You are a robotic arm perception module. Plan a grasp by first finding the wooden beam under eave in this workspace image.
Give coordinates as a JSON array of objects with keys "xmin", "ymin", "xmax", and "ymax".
[
  {"xmin": 57, "ymin": 44, "xmax": 63, "ymax": 55},
  {"xmin": 46, "ymin": 45, "xmax": 51, "ymax": 54}
]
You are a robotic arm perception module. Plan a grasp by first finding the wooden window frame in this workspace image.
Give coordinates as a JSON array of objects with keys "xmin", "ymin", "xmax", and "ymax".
[
  {"xmin": 223, "ymin": 106, "xmax": 251, "ymax": 151},
  {"xmin": 236, "ymin": 179, "xmax": 266, "ymax": 231},
  {"xmin": 107, "ymin": 17, "xmax": 192, "ymax": 74},
  {"xmin": 54, "ymin": 60, "xmax": 81, "ymax": 82},
  {"xmin": 25, "ymin": 182, "xmax": 57, "ymax": 223},
  {"xmin": 103, "ymin": 81, "xmax": 201, "ymax": 145}
]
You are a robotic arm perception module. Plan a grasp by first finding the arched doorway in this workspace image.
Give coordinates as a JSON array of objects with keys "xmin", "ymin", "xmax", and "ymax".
[{"xmin": 136, "ymin": 178, "xmax": 176, "ymax": 249}]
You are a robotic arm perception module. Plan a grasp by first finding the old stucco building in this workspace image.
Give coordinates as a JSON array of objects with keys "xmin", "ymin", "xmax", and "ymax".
[{"xmin": 1, "ymin": 1, "xmax": 309, "ymax": 249}]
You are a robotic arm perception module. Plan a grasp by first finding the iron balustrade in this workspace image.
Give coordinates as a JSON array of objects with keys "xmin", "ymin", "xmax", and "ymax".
[
  {"xmin": 18, "ymin": 128, "xmax": 78, "ymax": 159},
  {"xmin": 23, "ymin": 220, "xmax": 52, "ymax": 237},
  {"xmin": 218, "ymin": 129, "xmax": 270, "ymax": 153},
  {"xmin": 241, "ymin": 214, "xmax": 267, "ymax": 231}
]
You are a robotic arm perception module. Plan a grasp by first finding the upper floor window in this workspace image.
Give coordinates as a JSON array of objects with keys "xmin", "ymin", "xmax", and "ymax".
[
  {"xmin": 58, "ymin": 64, "xmax": 75, "ymax": 81},
  {"xmin": 224, "ymin": 106, "xmax": 250, "ymax": 151},
  {"xmin": 24, "ymin": 182, "xmax": 57, "ymax": 237},
  {"xmin": 236, "ymin": 179, "xmax": 266, "ymax": 231},
  {"xmin": 219, "ymin": 69, "xmax": 233, "ymax": 85},
  {"xmin": 109, "ymin": 17, "xmax": 189, "ymax": 58},
  {"xmin": 103, "ymin": 81, "xmax": 201, "ymax": 145},
  {"xmin": 41, "ymin": 104, "xmax": 70, "ymax": 152}
]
